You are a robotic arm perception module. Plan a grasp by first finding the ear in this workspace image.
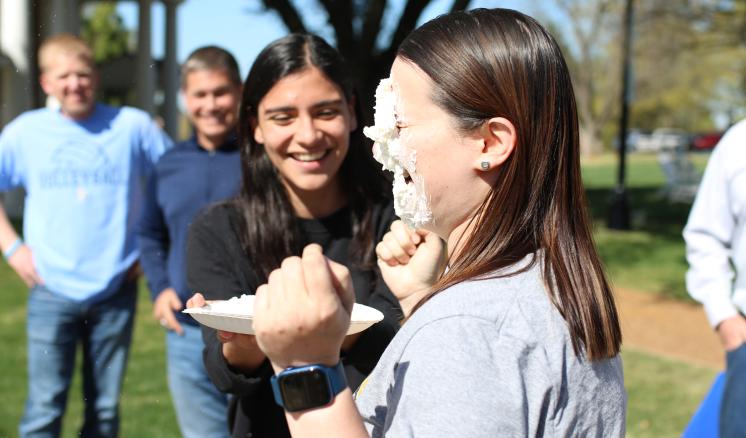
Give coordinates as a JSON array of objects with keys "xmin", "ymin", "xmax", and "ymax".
[
  {"xmin": 91, "ymin": 70, "xmax": 100, "ymax": 91},
  {"xmin": 474, "ymin": 117, "xmax": 516, "ymax": 172},
  {"xmin": 39, "ymin": 73, "xmax": 52, "ymax": 96},
  {"xmin": 252, "ymin": 117, "xmax": 264, "ymax": 144},
  {"xmin": 347, "ymin": 95, "xmax": 357, "ymax": 132}
]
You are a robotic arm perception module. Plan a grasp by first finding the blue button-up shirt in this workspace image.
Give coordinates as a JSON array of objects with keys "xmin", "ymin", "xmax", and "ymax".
[{"xmin": 137, "ymin": 133, "xmax": 241, "ymax": 324}]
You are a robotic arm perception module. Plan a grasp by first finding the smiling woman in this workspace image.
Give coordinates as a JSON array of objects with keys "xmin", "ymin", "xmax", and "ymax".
[
  {"xmin": 252, "ymin": 67, "xmax": 354, "ymax": 217},
  {"xmin": 184, "ymin": 34, "xmax": 401, "ymax": 438}
]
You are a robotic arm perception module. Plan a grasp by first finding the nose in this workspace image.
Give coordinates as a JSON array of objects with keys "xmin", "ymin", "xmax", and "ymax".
[
  {"xmin": 295, "ymin": 115, "xmax": 321, "ymax": 146},
  {"xmin": 204, "ymin": 94, "xmax": 218, "ymax": 112},
  {"xmin": 67, "ymin": 74, "xmax": 81, "ymax": 90}
]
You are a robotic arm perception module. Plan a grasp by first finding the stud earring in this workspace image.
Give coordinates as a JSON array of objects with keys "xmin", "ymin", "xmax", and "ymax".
[{"xmin": 480, "ymin": 161, "xmax": 490, "ymax": 170}]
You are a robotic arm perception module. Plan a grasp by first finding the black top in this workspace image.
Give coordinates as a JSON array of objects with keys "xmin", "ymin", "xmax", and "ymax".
[{"xmin": 186, "ymin": 200, "xmax": 402, "ymax": 438}]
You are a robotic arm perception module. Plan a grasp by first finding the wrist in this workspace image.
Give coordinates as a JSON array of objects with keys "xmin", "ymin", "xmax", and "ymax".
[
  {"xmin": 222, "ymin": 338, "xmax": 266, "ymax": 372},
  {"xmin": 398, "ymin": 288, "xmax": 431, "ymax": 318},
  {"xmin": 269, "ymin": 360, "xmax": 338, "ymax": 375},
  {"xmin": 271, "ymin": 361, "xmax": 347, "ymax": 412},
  {"xmin": 3, "ymin": 237, "xmax": 23, "ymax": 260}
]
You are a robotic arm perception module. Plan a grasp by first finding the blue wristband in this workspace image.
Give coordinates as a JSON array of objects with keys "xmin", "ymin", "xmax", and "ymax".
[{"xmin": 3, "ymin": 238, "xmax": 23, "ymax": 260}]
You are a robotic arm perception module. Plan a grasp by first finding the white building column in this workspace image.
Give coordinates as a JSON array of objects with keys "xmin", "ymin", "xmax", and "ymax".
[
  {"xmin": 49, "ymin": 0, "xmax": 80, "ymax": 35},
  {"xmin": 163, "ymin": 0, "xmax": 180, "ymax": 138},
  {"xmin": 136, "ymin": 0, "xmax": 155, "ymax": 114},
  {"xmin": 1, "ymin": 0, "xmax": 33, "ymax": 121}
]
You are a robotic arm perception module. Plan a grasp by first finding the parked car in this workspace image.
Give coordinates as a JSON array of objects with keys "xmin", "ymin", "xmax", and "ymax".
[
  {"xmin": 612, "ymin": 129, "xmax": 648, "ymax": 152},
  {"xmin": 689, "ymin": 131, "xmax": 723, "ymax": 151},
  {"xmin": 635, "ymin": 128, "xmax": 689, "ymax": 152}
]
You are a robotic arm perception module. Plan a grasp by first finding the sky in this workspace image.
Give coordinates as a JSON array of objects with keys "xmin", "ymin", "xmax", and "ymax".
[{"xmin": 116, "ymin": 0, "xmax": 552, "ymax": 79}]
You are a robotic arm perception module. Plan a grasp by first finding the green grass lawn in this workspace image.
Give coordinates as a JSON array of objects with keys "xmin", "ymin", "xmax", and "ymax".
[
  {"xmin": 0, "ymin": 262, "xmax": 179, "ymax": 438},
  {"xmin": 0, "ymin": 151, "xmax": 718, "ymax": 436},
  {"xmin": 583, "ymin": 151, "xmax": 711, "ymax": 300},
  {"xmin": 623, "ymin": 348, "xmax": 718, "ymax": 437}
]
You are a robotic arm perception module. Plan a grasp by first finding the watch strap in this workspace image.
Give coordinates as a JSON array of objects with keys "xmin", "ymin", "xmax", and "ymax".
[
  {"xmin": 325, "ymin": 361, "xmax": 347, "ymax": 397},
  {"xmin": 271, "ymin": 361, "xmax": 347, "ymax": 411}
]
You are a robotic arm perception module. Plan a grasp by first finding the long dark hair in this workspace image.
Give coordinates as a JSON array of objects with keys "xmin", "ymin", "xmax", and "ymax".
[
  {"xmin": 399, "ymin": 9, "xmax": 621, "ymax": 361},
  {"xmin": 235, "ymin": 33, "xmax": 389, "ymax": 280}
]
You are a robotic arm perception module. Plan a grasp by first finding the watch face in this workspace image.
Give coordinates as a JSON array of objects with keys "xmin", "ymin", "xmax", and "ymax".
[{"xmin": 278, "ymin": 368, "xmax": 332, "ymax": 412}]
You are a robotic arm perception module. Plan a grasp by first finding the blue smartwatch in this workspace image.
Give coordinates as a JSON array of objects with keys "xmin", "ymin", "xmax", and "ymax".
[{"xmin": 270, "ymin": 362, "xmax": 347, "ymax": 412}]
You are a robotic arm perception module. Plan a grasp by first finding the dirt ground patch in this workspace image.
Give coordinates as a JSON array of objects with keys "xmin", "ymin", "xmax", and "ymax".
[
  {"xmin": 615, "ymin": 288, "xmax": 725, "ymax": 370},
  {"xmin": 616, "ymin": 287, "xmax": 723, "ymax": 370}
]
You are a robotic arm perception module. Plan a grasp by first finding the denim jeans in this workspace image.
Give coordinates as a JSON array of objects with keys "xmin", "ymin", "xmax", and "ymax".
[
  {"xmin": 19, "ymin": 281, "xmax": 136, "ymax": 438},
  {"xmin": 721, "ymin": 343, "xmax": 746, "ymax": 438},
  {"xmin": 166, "ymin": 323, "xmax": 230, "ymax": 438}
]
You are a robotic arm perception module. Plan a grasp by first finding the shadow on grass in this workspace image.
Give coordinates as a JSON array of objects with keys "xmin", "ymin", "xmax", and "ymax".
[{"xmin": 586, "ymin": 186, "xmax": 692, "ymax": 237}]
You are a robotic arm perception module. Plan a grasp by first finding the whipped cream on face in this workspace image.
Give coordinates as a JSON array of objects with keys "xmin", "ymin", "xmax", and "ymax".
[{"xmin": 363, "ymin": 78, "xmax": 432, "ymax": 228}]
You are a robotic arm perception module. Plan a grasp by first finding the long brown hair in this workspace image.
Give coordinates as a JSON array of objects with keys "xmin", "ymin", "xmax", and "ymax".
[
  {"xmin": 235, "ymin": 34, "xmax": 390, "ymax": 280},
  {"xmin": 399, "ymin": 8, "xmax": 621, "ymax": 361}
]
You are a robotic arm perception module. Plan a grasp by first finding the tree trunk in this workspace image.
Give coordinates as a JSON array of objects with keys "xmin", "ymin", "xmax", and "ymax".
[{"xmin": 579, "ymin": 123, "xmax": 603, "ymax": 156}]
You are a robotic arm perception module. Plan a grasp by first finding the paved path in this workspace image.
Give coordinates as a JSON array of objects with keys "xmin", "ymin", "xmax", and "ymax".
[{"xmin": 617, "ymin": 287, "xmax": 723, "ymax": 370}]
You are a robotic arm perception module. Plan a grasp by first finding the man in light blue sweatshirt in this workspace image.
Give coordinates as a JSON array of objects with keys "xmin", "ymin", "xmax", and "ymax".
[{"xmin": 0, "ymin": 34, "xmax": 171, "ymax": 437}]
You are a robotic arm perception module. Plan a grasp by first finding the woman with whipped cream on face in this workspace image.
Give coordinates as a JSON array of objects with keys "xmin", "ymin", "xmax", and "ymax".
[
  {"xmin": 184, "ymin": 34, "xmax": 402, "ymax": 438},
  {"xmin": 251, "ymin": 8, "xmax": 627, "ymax": 437}
]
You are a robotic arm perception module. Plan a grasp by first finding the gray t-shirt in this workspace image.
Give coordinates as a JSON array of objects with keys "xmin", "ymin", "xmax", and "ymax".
[{"xmin": 355, "ymin": 255, "xmax": 626, "ymax": 437}]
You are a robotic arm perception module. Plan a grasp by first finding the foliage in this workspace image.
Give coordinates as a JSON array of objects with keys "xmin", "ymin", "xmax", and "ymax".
[
  {"xmin": 536, "ymin": 0, "xmax": 623, "ymax": 155},
  {"xmin": 80, "ymin": 2, "xmax": 132, "ymax": 107},
  {"xmin": 80, "ymin": 2, "xmax": 130, "ymax": 64},
  {"xmin": 630, "ymin": 1, "xmax": 746, "ymax": 131},
  {"xmin": 537, "ymin": 0, "xmax": 746, "ymax": 153}
]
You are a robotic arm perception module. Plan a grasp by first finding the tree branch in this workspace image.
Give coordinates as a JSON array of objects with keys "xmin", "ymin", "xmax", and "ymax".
[
  {"xmin": 360, "ymin": 0, "xmax": 387, "ymax": 55},
  {"xmin": 317, "ymin": 0, "xmax": 356, "ymax": 56},
  {"xmin": 450, "ymin": 0, "xmax": 471, "ymax": 13},
  {"xmin": 383, "ymin": 0, "xmax": 433, "ymax": 59},
  {"xmin": 261, "ymin": 0, "xmax": 307, "ymax": 33}
]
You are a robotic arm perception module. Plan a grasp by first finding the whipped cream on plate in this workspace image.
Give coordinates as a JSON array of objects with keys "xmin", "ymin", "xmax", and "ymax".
[
  {"xmin": 204, "ymin": 294, "xmax": 254, "ymax": 315},
  {"xmin": 183, "ymin": 294, "xmax": 383, "ymax": 335}
]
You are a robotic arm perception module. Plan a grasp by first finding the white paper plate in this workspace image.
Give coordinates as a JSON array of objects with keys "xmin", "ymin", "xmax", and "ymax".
[{"xmin": 183, "ymin": 295, "xmax": 384, "ymax": 335}]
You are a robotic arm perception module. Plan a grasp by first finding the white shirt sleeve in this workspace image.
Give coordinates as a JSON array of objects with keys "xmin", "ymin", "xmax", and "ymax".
[{"xmin": 684, "ymin": 128, "xmax": 741, "ymax": 327}]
